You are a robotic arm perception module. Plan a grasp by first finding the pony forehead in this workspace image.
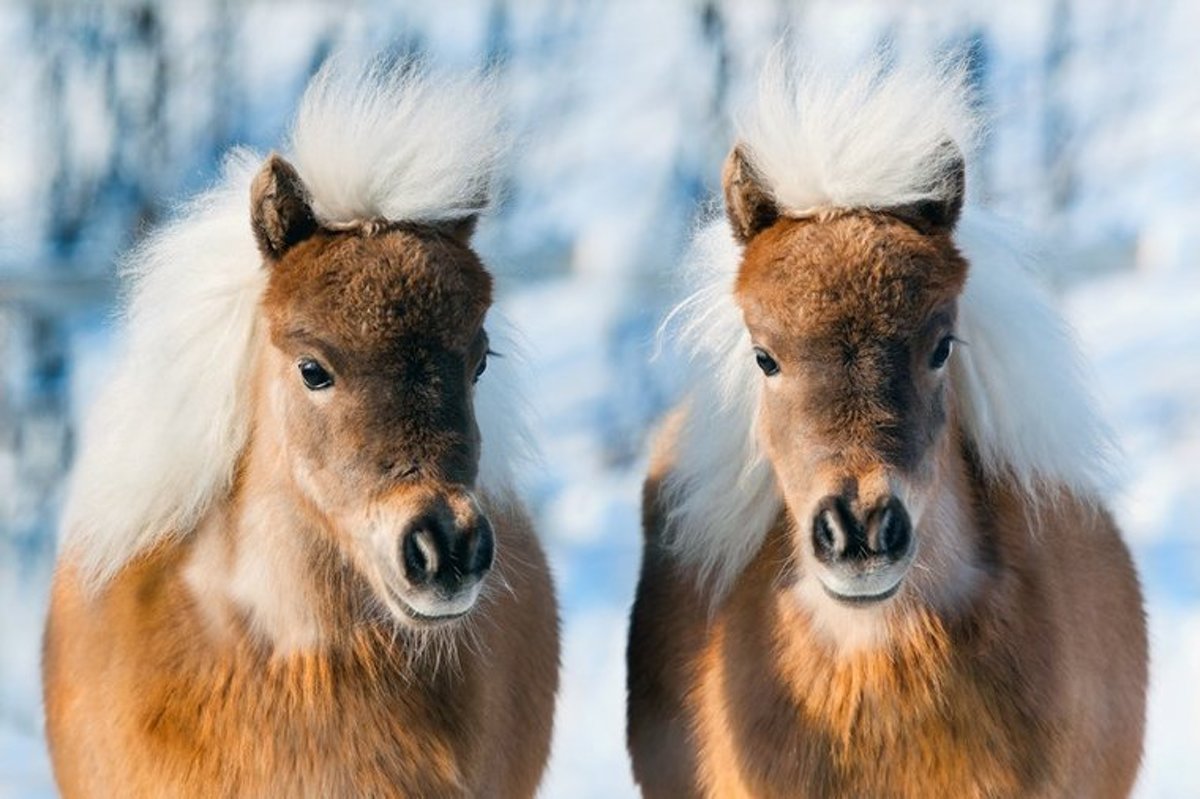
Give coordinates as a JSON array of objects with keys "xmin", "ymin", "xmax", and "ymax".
[
  {"xmin": 735, "ymin": 213, "xmax": 967, "ymax": 335},
  {"xmin": 263, "ymin": 227, "xmax": 492, "ymax": 350}
]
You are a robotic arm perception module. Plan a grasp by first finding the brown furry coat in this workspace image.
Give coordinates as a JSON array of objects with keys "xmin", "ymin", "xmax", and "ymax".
[
  {"xmin": 627, "ymin": 418, "xmax": 1147, "ymax": 799},
  {"xmin": 44, "ymin": 496, "xmax": 558, "ymax": 798}
]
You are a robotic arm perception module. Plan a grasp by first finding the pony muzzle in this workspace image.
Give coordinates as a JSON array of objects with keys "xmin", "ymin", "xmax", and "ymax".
[
  {"xmin": 379, "ymin": 489, "xmax": 494, "ymax": 626},
  {"xmin": 810, "ymin": 494, "xmax": 916, "ymax": 606}
]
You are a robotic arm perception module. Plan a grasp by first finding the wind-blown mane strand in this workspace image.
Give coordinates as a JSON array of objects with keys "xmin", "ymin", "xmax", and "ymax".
[
  {"xmin": 952, "ymin": 214, "xmax": 1118, "ymax": 497},
  {"xmin": 62, "ymin": 151, "xmax": 265, "ymax": 591},
  {"xmin": 658, "ymin": 220, "xmax": 780, "ymax": 600},
  {"xmin": 62, "ymin": 62, "xmax": 517, "ymax": 591}
]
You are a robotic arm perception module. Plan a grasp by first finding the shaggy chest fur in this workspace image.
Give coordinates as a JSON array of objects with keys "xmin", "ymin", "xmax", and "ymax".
[
  {"xmin": 693, "ymin": 564, "xmax": 1064, "ymax": 799},
  {"xmin": 44, "ymin": 533, "xmax": 560, "ymax": 799},
  {"xmin": 696, "ymin": 597, "xmax": 1060, "ymax": 796},
  {"xmin": 132, "ymin": 632, "xmax": 482, "ymax": 796}
]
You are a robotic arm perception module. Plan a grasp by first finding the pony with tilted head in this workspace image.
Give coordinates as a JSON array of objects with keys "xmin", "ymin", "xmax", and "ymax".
[
  {"xmin": 43, "ymin": 59, "xmax": 559, "ymax": 798},
  {"xmin": 627, "ymin": 52, "xmax": 1146, "ymax": 798}
]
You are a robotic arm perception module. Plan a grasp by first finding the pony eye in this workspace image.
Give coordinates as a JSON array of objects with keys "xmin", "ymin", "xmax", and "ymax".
[
  {"xmin": 930, "ymin": 335, "xmax": 954, "ymax": 370},
  {"xmin": 754, "ymin": 347, "xmax": 780, "ymax": 377},
  {"xmin": 473, "ymin": 347, "xmax": 498, "ymax": 384},
  {"xmin": 298, "ymin": 358, "xmax": 334, "ymax": 390}
]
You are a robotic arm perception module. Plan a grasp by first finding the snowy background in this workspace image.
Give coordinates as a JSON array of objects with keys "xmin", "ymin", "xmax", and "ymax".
[{"xmin": 1, "ymin": 1, "xmax": 1198, "ymax": 797}]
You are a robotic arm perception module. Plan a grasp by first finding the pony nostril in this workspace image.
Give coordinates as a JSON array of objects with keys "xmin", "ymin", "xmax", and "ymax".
[
  {"xmin": 402, "ymin": 527, "xmax": 440, "ymax": 586},
  {"xmin": 873, "ymin": 498, "xmax": 913, "ymax": 560},
  {"xmin": 812, "ymin": 506, "xmax": 843, "ymax": 562},
  {"xmin": 465, "ymin": 519, "xmax": 495, "ymax": 577}
]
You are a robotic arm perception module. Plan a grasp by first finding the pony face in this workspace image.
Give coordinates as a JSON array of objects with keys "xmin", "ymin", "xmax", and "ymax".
[
  {"xmin": 252, "ymin": 155, "xmax": 496, "ymax": 629},
  {"xmin": 726, "ymin": 147, "xmax": 968, "ymax": 616}
]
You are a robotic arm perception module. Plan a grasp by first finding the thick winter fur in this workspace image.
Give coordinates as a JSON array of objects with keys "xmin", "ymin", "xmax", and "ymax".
[
  {"xmin": 46, "ymin": 61, "xmax": 558, "ymax": 798},
  {"xmin": 45, "ymin": 502, "xmax": 557, "ymax": 797},
  {"xmin": 630, "ymin": 449, "xmax": 1146, "ymax": 797},
  {"xmin": 61, "ymin": 61, "xmax": 520, "ymax": 591},
  {"xmin": 659, "ymin": 60, "xmax": 1115, "ymax": 600},
  {"xmin": 629, "ymin": 55, "xmax": 1146, "ymax": 798}
]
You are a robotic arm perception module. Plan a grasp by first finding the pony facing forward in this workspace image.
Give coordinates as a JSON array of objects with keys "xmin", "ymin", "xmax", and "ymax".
[
  {"xmin": 628, "ymin": 54, "xmax": 1147, "ymax": 798},
  {"xmin": 44, "ymin": 61, "xmax": 559, "ymax": 798}
]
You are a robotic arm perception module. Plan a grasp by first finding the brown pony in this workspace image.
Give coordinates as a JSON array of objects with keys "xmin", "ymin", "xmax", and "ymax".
[
  {"xmin": 44, "ymin": 63, "xmax": 559, "ymax": 797},
  {"xmin": 627, "ymin": 56, "xmax": 1147, "ymax": 797}
]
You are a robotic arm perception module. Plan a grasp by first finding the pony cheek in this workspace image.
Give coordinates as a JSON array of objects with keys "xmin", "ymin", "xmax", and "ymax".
[
  {"xmin": 757, "ymin": 408, "xmax": 816, "ymax": 499},
  {"xmin": 288, "ymin": 454, "xmax": 336, "ymax": 516},
  {"xmin": 891, "ymin": 433, "xmax": 950, "ymax": 531},
  {"xmin": 755, "ymin": 398, "xmax": 791, "ymax": 466}
]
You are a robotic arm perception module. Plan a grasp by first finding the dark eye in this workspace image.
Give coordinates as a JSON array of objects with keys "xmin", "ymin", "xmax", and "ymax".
[
  {"xmin": 298, "ymin": 358, "xmax": 334, "ymax": 390},
  {"xmin": 930, "ymin": 335, "xmax": 954, "ymax": 370},
  {"xmin": 753, "ymin": 347, "xmax": 780, "ymax": 377},
  {"xmin": 473, "ymin": 353, "xmax": 488, "ymax": 383}
]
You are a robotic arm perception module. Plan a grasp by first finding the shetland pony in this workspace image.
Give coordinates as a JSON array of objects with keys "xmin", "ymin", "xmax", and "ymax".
[
  {"xmin": 43, "ymin": 62, "xmax": 559, "ymax": 798},
  {"xmin": 627, "ymin": 55, "xmax": 1147, "ymax": 798}
]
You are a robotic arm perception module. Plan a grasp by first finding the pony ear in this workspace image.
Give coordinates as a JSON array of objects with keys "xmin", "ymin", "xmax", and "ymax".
[
  {"xmin": 432, "ymin": 185, "xmax": 489, "ymax": 245},
  {"xmin": 722, "ymin": 144, "xmax": 779, "ymax": 244},
  {"xmin": 887, "ymin": 142, "xmax": 966, "ymax": 235},
  {"xmin": 433, "ymin": 214, "xmax": 479, "ymax": 245},
  {"xmin": 250, "ymin": 153, "xmax": 318, "ymax": 262}
]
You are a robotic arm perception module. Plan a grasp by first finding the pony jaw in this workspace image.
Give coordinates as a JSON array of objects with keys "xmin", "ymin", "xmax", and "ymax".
[
  {"xmin": 380, "ymin": 579, "xmax": 484, "ymax": 627},
  {"xmin": 812, "ymin": 542, "xmax": 917, "ymax": 607}
]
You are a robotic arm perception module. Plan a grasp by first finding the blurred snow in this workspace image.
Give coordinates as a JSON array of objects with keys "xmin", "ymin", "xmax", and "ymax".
[
  {"xmin": 0, "ymin": 729, "xmax": 52, "ymax": 799},
  {"xmin": 3, "ymin": 1, "xmax": 1199, "ymax": 797},
  {"xmin": 1066, "ymin": 266, "xmax": 1200, "ymax": 799}
]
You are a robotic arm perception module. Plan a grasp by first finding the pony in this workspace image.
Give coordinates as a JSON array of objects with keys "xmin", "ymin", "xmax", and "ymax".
[
  {"xmin": 627, "ymin": 53, "xmax": 1147, "ymax": 798},
  {"xmin": 43, "ymin": 60, "xmax": 559, "ymax": 798}
]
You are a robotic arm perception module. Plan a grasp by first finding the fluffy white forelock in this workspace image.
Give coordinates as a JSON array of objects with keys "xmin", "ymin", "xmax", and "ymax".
[
  {"xmin": 738, "ymin": 51, "xmax": 978, "ymax": 216},
  {"xmin": 291, "ymin": 59, "xmax": 505, "ymax": 226},
  {"xmin": 63, "ymin": 64, "xmax": 519, "ymax": 591}
]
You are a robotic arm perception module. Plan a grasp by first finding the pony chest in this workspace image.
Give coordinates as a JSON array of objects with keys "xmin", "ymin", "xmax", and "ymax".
[
  {"xmin": 130, "ymin": 642, "xmax": 479, "ymax": 792},
  {"xmin": 695, "ymin": 623, "xmax": 1056, "ymax": 798}
]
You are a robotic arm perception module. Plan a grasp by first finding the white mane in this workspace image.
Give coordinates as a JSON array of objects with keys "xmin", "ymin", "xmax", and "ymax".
[
  {"xmin": 291, "ymin": 59, "xmax": 504, "ymax": 224},
  {"xmin": 62, "ymin": 62, "xmax": 521, "ymax": 590},
  {"xmin": 662, "ymin": 56, "xmax": 1116, "ymax": 599},
  {"xmin": 739, "ymin": 50, "xmax": 977, "ymax": 216}
]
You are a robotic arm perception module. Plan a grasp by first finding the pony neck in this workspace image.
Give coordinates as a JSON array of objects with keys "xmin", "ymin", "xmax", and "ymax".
[{"xmin": 182, "ymin": 345, "xmax": 345, "ymax": 654}]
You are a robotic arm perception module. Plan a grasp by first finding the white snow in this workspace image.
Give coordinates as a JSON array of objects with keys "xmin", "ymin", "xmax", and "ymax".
[{"xmin": 3, "ymin": 1, "xmax": 1199, "ymax": 796}]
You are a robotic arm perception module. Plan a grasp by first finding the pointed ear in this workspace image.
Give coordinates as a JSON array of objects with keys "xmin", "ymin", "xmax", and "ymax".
[
  {"xmin": 433, "ymin": 184, "xmax": 490, "ymax": 245},
  {"xmin": 722, "ymin": 144, "xmax": 779, "ymax": 244},
  {"xmin": 887, "ymin": 142, "xmax": 966, "ymax": 235},
  {"xmin": 250, "ymin": 153, "xmax": 318, "ymax": 261},
  {"xmin": 434, "ymin": 214, "xmax": 479, "ymax": 245}
]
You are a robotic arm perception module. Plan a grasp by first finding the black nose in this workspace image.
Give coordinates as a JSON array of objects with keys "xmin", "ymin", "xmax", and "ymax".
[
  {"xmin": 812, "ymin": 495, "xmax": 912, "ymax": 564},
  {"xmin": 400, "ymin": 513, "xmax": 494, "ymax": 591}
]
